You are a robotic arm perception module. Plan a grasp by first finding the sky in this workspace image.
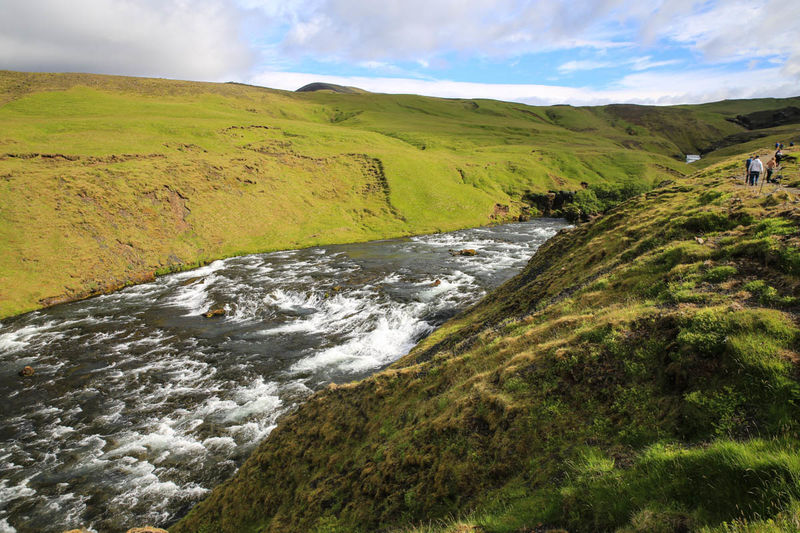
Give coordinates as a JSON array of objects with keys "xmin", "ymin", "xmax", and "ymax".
[{"xmin": 1, "ymin": 0, "xmax": 798, "ymax": 106}]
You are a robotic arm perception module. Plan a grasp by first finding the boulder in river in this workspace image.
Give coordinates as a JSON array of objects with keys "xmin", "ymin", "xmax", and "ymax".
[
  {"xmin": 203, "ymin": 307, "xmax": 226, "ymax": 318},
  {"xmin": 19, "ymin": 365, "xmax": 35, "ymax": 377},
  {"xmin": 125, "ymin": 528, "xmax": 169, "ymax": 533},
  {"xmin": 450, "ymin": 249, "xmax": 478, "ymax": 256},
  {"xmin": 431, "ymin": 279, "xmax": 442, "ymax": 287}
]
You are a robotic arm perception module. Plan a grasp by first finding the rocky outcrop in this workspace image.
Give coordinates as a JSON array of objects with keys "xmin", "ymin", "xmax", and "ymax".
[{"xmin": 523, "ymin": 190, "xmax": 576, "ymax": 217}]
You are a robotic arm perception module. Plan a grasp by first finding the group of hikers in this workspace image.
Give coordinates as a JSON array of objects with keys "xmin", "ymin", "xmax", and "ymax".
[{"xmin": 745, "ymin": 141, "xmax": 794, "ymax": 186}]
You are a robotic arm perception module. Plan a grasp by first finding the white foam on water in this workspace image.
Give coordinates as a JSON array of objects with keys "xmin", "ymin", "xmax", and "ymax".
[
  {"xmin": 416, "ymin": 279, "xmax": 458, "ymax": 301},
  {"xmin": 169, "ymin": 259, "xmax": 226, "ymax": 282},
  {"xmin": 104, "ymin": 424, "xmax": 207, "ymax": 462},
  {"xmin": 42, "ymin": 492, "xmax": 89, "ymax": 528},
  {"xmin": 228, "ymin": 420, "xmax": 277, "ymax": 443},
  {"xmin": 0, "ymin": 322, "xmax": 61, "ymax": 355},
  {"xmin": 291, "ymin": 304, "xmax": 432, "ymax": 374},
  {"xmin": 0, "ymin": 518, "xmax": 15, "ymax": 533},
  {"xmin": 264, "ymin": 290, "xmax": 369, "ymax": 336},
  {"xmin": 106, "ymin": 460, "xmax": 209, "ymax": 526},
  {"xmin": 0, "ymin": 479, "xmax": 35, "ymax": 504},
  {"xmin": 48, "ymin": 424, "xmax": 75, "ymax": 439},
  {"xmin": 202, "ymin": 436, "xmax": 236, "ymax": 451},
  {"xmin": 226, "ymin": 292, "xmax": 270, "ymax": 322},
  {"xmin": 412, "ymin": 232, "xmax": 485, "ymax": 250},
  {"xmin": 223, "ymin": 379, "xmax": 282, "ymax": 423},
  {"xmin": 267, "ymin": 289, "xmax": 322, "ymax": 313},
  {"xmin": 168, "ymin": 274, "xmax": 220, "ymax": 316}
]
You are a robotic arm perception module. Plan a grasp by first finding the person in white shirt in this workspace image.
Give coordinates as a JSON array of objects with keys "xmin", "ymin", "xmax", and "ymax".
[{"xmin": 749, "ymin": 155, "xmax": 763, "ymax": 185}]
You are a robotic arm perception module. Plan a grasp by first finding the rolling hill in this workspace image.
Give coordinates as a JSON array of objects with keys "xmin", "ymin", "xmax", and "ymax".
[{"xmin": 0, "ymin": 70, "xmax": 798, "ymax": 319}]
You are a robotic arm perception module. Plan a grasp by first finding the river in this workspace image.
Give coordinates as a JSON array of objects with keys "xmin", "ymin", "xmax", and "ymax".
[{"xmin": 0, "ymin": 219, "xmax": 568, "ymax": 533}]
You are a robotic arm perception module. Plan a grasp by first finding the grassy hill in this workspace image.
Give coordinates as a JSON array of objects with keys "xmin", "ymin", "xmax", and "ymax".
[
  {"xmin": 1, "ymin": 70, "xmax": 798, "ymax": 319},
  {"xmin": 173, "ymin": 148, "xmax": 800, "ymax": 533}
]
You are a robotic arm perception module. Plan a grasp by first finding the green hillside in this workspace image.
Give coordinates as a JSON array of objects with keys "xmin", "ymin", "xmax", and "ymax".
[
  {"xmin": 174, "ymin": 149, "xmax": 800, "ymax": 533},
  {"xmin": 0, "ymin": 70, "xmax": 798, "ymax": 319}
]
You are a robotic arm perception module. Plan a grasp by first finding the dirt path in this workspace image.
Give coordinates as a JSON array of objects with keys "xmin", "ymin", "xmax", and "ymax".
[{"xmin": 733, "ymin": 147, "xmax": 799, "ymax": 197}]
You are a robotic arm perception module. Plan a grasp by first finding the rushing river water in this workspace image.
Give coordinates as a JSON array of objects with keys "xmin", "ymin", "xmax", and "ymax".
[{"xmin": 0, "ymin": 219, "xmax": 568, "ymax": 533}]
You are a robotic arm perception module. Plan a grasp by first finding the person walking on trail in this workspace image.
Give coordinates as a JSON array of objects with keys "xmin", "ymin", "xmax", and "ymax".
[
  {"xmin": 745, "ymin": 156, "xmax": 753, "ymax": 182},
  {"xmin": 766, "ymin": 158, "xmax": 776, "ymax": 183},
  {"xmin": 776, "ymin": 149, "xmax": 783, "ymax": 165},
  {"xmin": 749, "ymin": 155, "xmax": 763, "ymax": 186}
]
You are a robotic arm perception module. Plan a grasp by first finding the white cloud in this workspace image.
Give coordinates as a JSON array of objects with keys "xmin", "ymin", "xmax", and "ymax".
[
  {"xmin": 359, "ymin": 61, "xmax": 391, "ymax": 70},
  {"xmin": 249, "ymin": 66, "xmax": 800, "ymax": 106},
  {"xmin": 0, "ymin": 0, "xmax": 252, "ymax": 80},
  {"xmin": 629, "ymin": 56, "xmax": 681, "ymax": 71},
  {"xmin": 557, "ymin": 56, "xmax": 681, "ymax": 74},
  {"xmin": 245, "ymin": 0, "xmax": 634, "ymax": 62},
  {"xmin": 249, "ymin": 0, "xmax": 799, "ymax": 84},
  {"xmin": 637, "ymin": 0, "xmax": 800, "ymax": 78},
  {"xmin": 558, "ymin": 60, "xmax": 615, "ymax": 74},
  {"xmin": 0, "ymin": 0, "xmax": 796, "ymax": 106}
]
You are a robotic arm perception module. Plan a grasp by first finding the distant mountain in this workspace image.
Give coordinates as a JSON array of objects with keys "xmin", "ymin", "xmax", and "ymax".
[{"xmin": 296, "ymin": 82, "xmax": 369, "ymax": 94}]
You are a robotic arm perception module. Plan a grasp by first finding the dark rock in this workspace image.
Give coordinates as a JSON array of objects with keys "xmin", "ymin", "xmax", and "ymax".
[
  {"xmin": 19, "ymin": 365, "xmax": 34, "ymax": 377},
  {"xmin": 431, "ymin": 279, "xmax": 442, "ymax": 287},
  {"xmin": 203, "ymin": 308, "xmax": 226, "ymax": 318},
  {"xmin": 450, "ymin": 249, "xmax": 478, "ymax": 256}
]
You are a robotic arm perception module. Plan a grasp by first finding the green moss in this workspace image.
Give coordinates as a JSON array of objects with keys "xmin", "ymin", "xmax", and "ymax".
[
  {"xmin": 703, "ymin": 265, "xmax": 737, "ymax": 283},
  {"xmin": 554, "ymin": 439, "xmax": 800, "ymax": 532},
  {"xmin": 681, "ymin": 211, "xmax": 737, "ymax": 233},
  {"xmin": 744, "ymin": 280, "xmax": 799, "ymax": 306}
]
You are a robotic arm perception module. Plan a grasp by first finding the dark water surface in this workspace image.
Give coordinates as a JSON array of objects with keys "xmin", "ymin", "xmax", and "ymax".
[{"xmin": 0, "ymin": 219, "xmax": 568, "ymax": 532}]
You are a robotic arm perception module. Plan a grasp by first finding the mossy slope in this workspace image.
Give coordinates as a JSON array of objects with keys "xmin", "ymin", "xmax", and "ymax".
[
  {"xmin": 1, "ymin": 70, "xmax": 797, "ymax": 318},
  {"xmin": 173, "ymin": 149, "xmax": 800, "ymax": 533}
]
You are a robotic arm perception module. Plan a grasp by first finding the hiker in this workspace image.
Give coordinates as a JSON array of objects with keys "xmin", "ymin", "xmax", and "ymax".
[
  {"xmin": 776, "ymin": 142, "xmax": 781, "ymax": 149},
  {"xmin": 775, "ymin": 149, "xmax": 783, "ymax": 165},
  {"xmin": 745, "ymin": 156, "xmax": 752, "ymax": 181},
  {"xmin": 766, "ymin": 158, "xmax": 776, "ymax": 183},
  {"xmin": 749, "ymin": 155, "xmax": 763, "ymax": 186}
]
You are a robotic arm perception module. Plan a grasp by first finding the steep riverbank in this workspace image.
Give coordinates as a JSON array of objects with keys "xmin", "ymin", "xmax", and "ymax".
[
  {"xmin": 174, "ymin": 150, "xmax": 800, "ymax": 533},
  {"xmin": 3, "ymin": 71, "xmax": 799, "ymax": 319}
]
